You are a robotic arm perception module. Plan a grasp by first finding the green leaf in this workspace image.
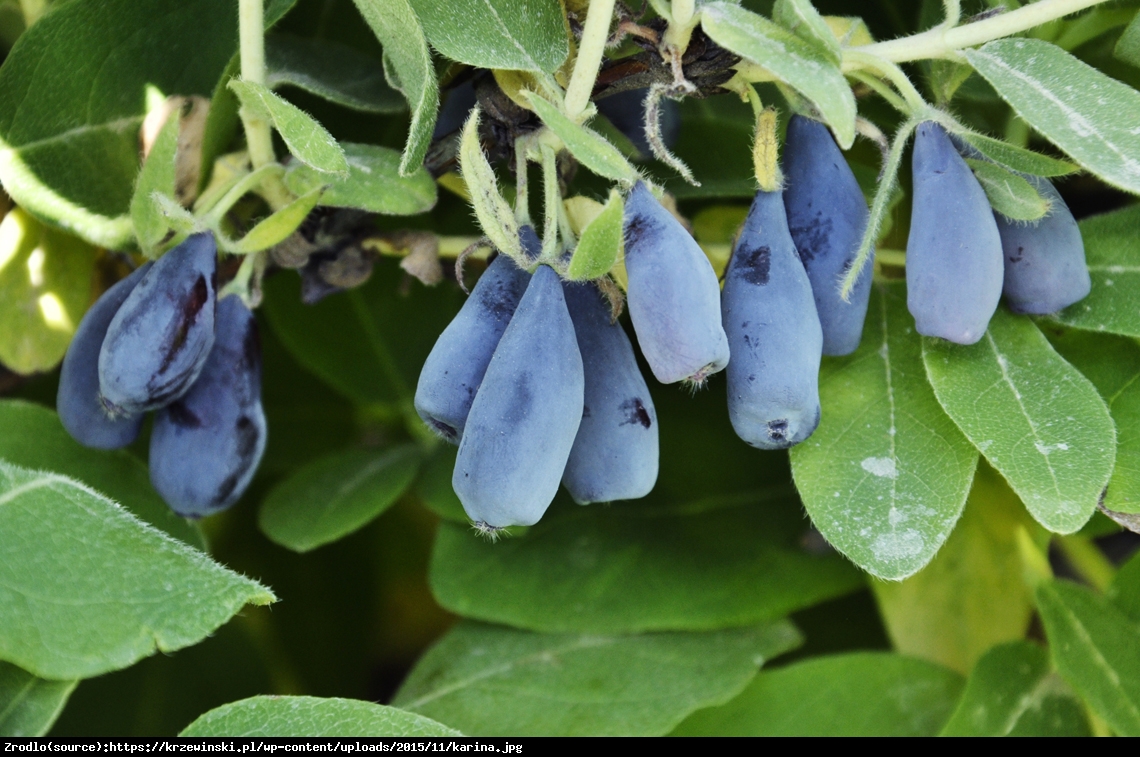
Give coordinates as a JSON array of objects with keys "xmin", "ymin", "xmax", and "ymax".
[
  {"xmin": 1047, "ymin": 329, "xmax": 1140, "ymax": 515},
  {"xmin": 672, "ymin": 652, "xmax": 964, "ymax": 736},
  {"xmin": 181, "ymin": 696, "xmax": 460, "ymax": 737},
  {"xmin": 940, "ymin": 641, "xmax": 1091, "ymax": 736},
  {"xmin": 130, "ymin": 114, "xmax": 179, "ymax": 254},
  {"xmin": 351, "ymin": 0, "xmax": 439, "ymax": 175},
  {"xmin": 1114, "ymin": 10, "xmax": 1140, "ymax": 68},
  {"xmin": 790, "ymin": 283, "xmax": 979, "ymax": 580},
  {"xmin": 958, "ymin": 133, "xmax": 1079, "ymax": 178},
  {"xmin": 224, "ymin": 185, "xmax": 324, "ymax": 255},
  {"xmin": 0, "ymin": 460, "xmax": 274, "ymax": 680},
  {"xmin": 430, "ymin": 491, "xmax": 861, "ymax": 634},
  {"xmin": 0, "ymin": 661, "xmax": 76, "ymax": 737},
  {"xmin": 1037, "ymin": 580, "xmax": 1140, "ymax": 736},
  {"xmin": 262, "ymin": 258, "xmax": 465, "ymax": 407},
  {"xmin": 0, "ymin": 208, "xmax": 96, "ymax": 375},
  {"xmin": 0, "ymin": 399, "xmax": 202, "ymax": 547},
  {"xmin": 415, "ymin": 445, "xmax": 467, "ymax": 522},
  {"xmin": 872, "ymin": 462, "xmax": 1036, "ymax": 674},
  {"xmin": 285, "ymin": 143, "xmax": 437, "ymax": 215},
  {"xmin": 408, "ymin": 0, "xmax": 568, "ymax": 73},
  {"xmin": 1048, "ymin": 204, "xmax": 1140, "ymax": 340},
  {"xmin": 458, "ymin": 108, "xmax": 523, "ymax": 263},
  {"xmin": 964, "ymin": 159, "xmax": 1050, "ymax": 222},
  {"xmin": 922, "ymin": 310, "xmax": 1116, "ymax": 534},
  {"xmin": 700, "ymin": 1, "xmax": 856, "ymax": 148},
  {"xmin": 393, "ymin": 620, "xmax": 801, "ymax": 736},
  {"xmin": 773, "ymin": 0, "xmax": 841, "ymax": 64},
  {"xmin": 1108, "ymin": 550, "xmax": 1140, "ymax": 623},
  {"xmin": 266, "ymin": 34, "xmax": 405, "ymax": 114},
  {"xmin": 228, "ymin": 80, "xmax": 348, "ymax": 176},
  {"xmin": 259, "ymin": 445, "xmax": 423, "ymax": 553},
  {"xmin": 964, "ymin": 39, "xmax": 1140, "ymax": 195},
  {"xmin": 526, "ymin": 92, "xmax": 639, "ymax": 184},
  {"xmin": 566, "ymin": 190, "xmax": 623, "ymax": 280},
  {"xmin": 0, "ymin": 0, "xmax": 245, "ymax": 249}
]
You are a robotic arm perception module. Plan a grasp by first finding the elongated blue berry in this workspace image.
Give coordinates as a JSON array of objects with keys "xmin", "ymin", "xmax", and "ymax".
[
  {"xmin": 722, "ymin": 190, "xmax": 823, "ymax": 449},
  {"xmin": 623, "ymin": 181, "xmax": 729, "ymax": 384},
  {"xmin": 414, "ymin": 236, "xmax": 534, "ymax": 442},
  {"xmin": 997, "ymin": 175, "xmax": 1090, "ymax": 314},
  {"xmin": 99, "ymin": 232, "xmax": 217, "ymax": 414},
  {"xmin": 562, "ymin": 282, "xmax": 658, "ymax": 504},
  {"xmin": 906, "ymin": 122, "xmax": 1003, "ymax": 344},
  {"xmin": 57, "ymin": 263, "xmax": 152, "ymax": 449},
  {"xmin": 149, "ymin": 296, "xmax": 266, "ymax": 518},
  {"xmin": 453, "ymin": 266, "xmax": 584, "ymax": 528},
  {"xmin": 783, "ymin": 115, "xmax": 871, "ymax": 356}
]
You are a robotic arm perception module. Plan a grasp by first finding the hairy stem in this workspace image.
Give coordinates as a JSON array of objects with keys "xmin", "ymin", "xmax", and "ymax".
[
  {"xmin": 238, "ymin": 0, "xmax": 291, "ymax": 210},
  {"xmin": 843, "ymin": 51, "xmax": 928, "ymax": 113},
  {"xmin": 850, "ymin": 0, "xmax": 1111, "ymax": 63},
  {"xmin": 565, "ymin": 0, "xmax": 617, "ymax": 120},
  {"xmin": 514, "ymin": 136, "xmax": 531, "ymax": 226},
  {"xmin": 942, "ymin": 0, "xmax": 961, "ymax": 28},
  {"xmin": 540, "ymin": 144, "xmax": 560, "ymax": 262}
]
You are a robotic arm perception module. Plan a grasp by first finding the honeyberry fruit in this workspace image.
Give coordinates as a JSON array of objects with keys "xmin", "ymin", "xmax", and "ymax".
[
  {"xmin": 623, "ymin": 181, "xmax": 729, "ymax": 385},
  {"xmin": 414, "ymin": 234, "xmax": 534, "ymax": 443},
  {"xmin": 453, "ymin": 265, "xmax": 584, "ymax": 529},
  {"xmin": 561, "ymin": 281, "xmax": 659, "ymax": 505},
  {"xmin": 149, "ymin": 295, "xmax": 266, "ymax": 518},
  {"xmin": 722, "ymin": 190, "xmax": 823, "ymax": 450},
  {"xmin": 906, "ymin": 122, "xmax": 1003, "ymax": 345},
  {"xmin": 996, "ymin": 175, "xmax": 1090, "ymax": 314},
  {"xmin": 782, "ymin": 114, "xmax": 871, "ymax": 356},
  {"xmin": 98, "ymin": 232, "xmax": 218, "ymax": 415},
  {"xmin": 57, "ymin": 263, "xmax": 152, "ymax": 449}
]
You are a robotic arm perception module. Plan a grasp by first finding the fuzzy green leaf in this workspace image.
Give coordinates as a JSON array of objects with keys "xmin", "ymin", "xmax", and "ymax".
[
  {"xmin": 565, "ymin": 190, "xmax": 623, "ymax": 280},
  {"xmin": 790, "ymin": 283, "xmax": 979, "ymax": 580},
  {"xmin": 224, "ymin": 186, "xmax": 324, "ymax": 255},
  {"xmin": 130, "ymin": 114, "xmax": 180, "ymax": 254},
  {"xmin": 285, "ymin": 143, "xmax": 437, "ymax": 215},
  {"xmin": 773, "ymin": 0, "xmax": 841, "ymax": 64},
  {"xmin": 408, "ymin": 0, "xmax": 568, "ymax": 73},
  {"xmin": 922, "ymin": 311, "xmax": 1116, "ymax": 534},
  {"xmin": 965, "ymin": 39, "xmax": 1140, "ymax": 194},
  {"xmin": 228, "ymin": 80, "xmax": 347, "ymax": 176},
  {"xmin": 393, "ymin": 620, "xmax": 801, "ymax": 736},
  {"xmin": 526, "ymin": 92, "xmax": 639, "ymax": 183},
  {"xmin": 0, "ymin": 661, "xmax": 76, "ymax": 737},
  {"xmin": 181, "ymin": 697, "xmax": 460, "ymax": 737},
  {"xmin": 700, "ymin": 1, "xmax": 856, "ymax": 148},
  {"xmin": 1114, "ymin": 10, "xmax": 1140, "ymax": 68},
  {"xmin": 959, "ymin": 133, "xmax": 1079, "ymax": 178},
  {"xmin": 266, "ymin": 34, "xmax": 405, "ymax": 114},
  {"xmin": 964, "ymin": 159, "xmax": 1050, "ymax": 222},
  {"xmin": 0, "ymin": 461, "xmax": 274, "ymax": 680},
  {"xmin": 458, "ymin": 108, "xmax": 522, "ymax": 263}
]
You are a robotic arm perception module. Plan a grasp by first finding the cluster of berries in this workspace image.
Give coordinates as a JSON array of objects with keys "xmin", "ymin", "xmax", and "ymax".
[{"xmin": 57, "ymin": 233, "xmax": 267, "ymax": 519}]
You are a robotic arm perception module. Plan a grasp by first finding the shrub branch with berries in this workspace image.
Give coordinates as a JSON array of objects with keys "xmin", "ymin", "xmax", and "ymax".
[{"xmin": 0, "ymin": 0, "xmax": 1138, "ymax": 739}]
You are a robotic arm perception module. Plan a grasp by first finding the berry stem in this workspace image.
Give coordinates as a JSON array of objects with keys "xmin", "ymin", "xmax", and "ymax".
[
  {"xmin": 843, "ymin": 51, "xmax": 928, "ymax": 114},
  {"xmin": 238, "ymin": 0, "xmax": 291, "ymax": 210},
  {"xmin": 565, "ymin": 0, "xmax": 617, "ymax": 120},
  {"xmin": 540, "ymin": 143, "xmax": 561, "ymax": 262}
]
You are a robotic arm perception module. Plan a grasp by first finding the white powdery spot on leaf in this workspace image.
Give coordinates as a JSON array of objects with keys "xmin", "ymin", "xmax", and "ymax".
[
  {"xmin": 871, "ymin": 529, "xmax": 925, "ymax": 565},
  {"xmin": 1034, "ymin": 441, "xmax": 1070, "ymax": 456},
  {"xmin": 860, "ymin": 456, "xmax": 898, "ymax": 479}
]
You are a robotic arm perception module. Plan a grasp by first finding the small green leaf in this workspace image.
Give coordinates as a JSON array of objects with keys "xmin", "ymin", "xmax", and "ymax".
[
  {"xmin": 181, "ymin": 696, "xmax": 460, "ymax": 737},
  {"xmin": 351, "ymin": 0, "xmax": 439, "ymax": 175},
  {"xmin": 922, "ymin": 311, "xmax": 1116, "ymax": 534},
  {"xmin": 393, "ymin": 620, "xmax": 801, "ymax": 736},
  {"xmin": 1048, "ymin": 205, "xmax": 1140, "ymax": 340},
  {"xmin": 959, "ymin": 133, "xmax": 1079, "ymax": 178},
  {"xmin": 0, "ymin": 209, "xmax": 96, "ymax": 375},
  {"xmin": 566, "ymin": 190, "xmax": 623, "ymax": 281},
  {"xmin": 458, "ymin": 108, "xmax": 522, "ymax": 263},
  {"xmin": 130, "ymin": 113, "xmax": 180, "ymax": 254},
  {"xmin": 259, "ymin": 445, "xmax": 423, "ymax": 553},
  {"xmin": 408, "ymin": 0, "xmax": 568, "ymax": 73},
  {"xmin": 773, "ymin": 0, "xmax": 841, "ymax": 64},
  {"xmin": 285, "ymin": 143, "xmax": 437, "ymax": 216},
  {"xmin": 939, "ymin": 641, "xmax": 1091, "ymax": 736},
  {"xmin": 964, "ymin": 159, "xmax": 1050, "ymax": 222},
  {"xmin": 790, "ymin": 283, "xmax": 979, "ymax": 580},
  {"xmin": 224, "ymin": 186, "xmax": 324, "ymax": 255},
  {"xmin": 0, "ymin": 399, "xmax": 203, "ymax": 547},
  {"xmin": 1048, "ymin": 329, "xmax": 1140, "ymax": 515},
  {"xmin": 0, "ymin": 661, "xmax": 76, "ymax": 737},
  {"xmin": 965, "ymin": 39, "xmax": 1140, "ymax": 194},
  {"xmin": 430, "ymin": 491, "xmax": 861, "ymax": 634},
  {"xmin": 229, "ymin": 79, "xmax": 347, "ymax": 176},
  {"xmin": 872, "ymin": 462, "xmax": 1036, "ymax": 674},
  {"xmin": 1037, "ymin": 580, "xmax": 1140, "ymax": 736},
  {"xmin": 415, "ymin": 445, "xmax": 467, "ymax": 522},
  {"xmin": 0, "ymin": 461, "xmax": 274, "ymax": 680},
  {"xmin": 266, "ymin": 34, "xmax": 405, "ymax": 114},
  {"xmin": 700, "ymin": 1, "xmax": 856, "ymax": 148},
  {"xmin": 672, "ymin": 652, "xmax": 964, "ymax": 736},
  {"xmin": 526, "ymin": 92, "xmax": 639, "ymax": 184},
  {"xmin": 1114, "ymin": 10, "xmax": 1140, "ymax": 68}
]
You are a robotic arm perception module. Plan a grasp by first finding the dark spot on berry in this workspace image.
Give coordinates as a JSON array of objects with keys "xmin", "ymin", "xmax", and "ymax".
[
  {"xmin": 767, "ymin": 418, "xmax": 789, "ymax": 442},
  {"xmin": 430, "ymin": 418, "xmax": 459, "ymax": 442},
  {"xmin": 734, "ymin": 244, "xmax": 771, "ymax": 285},
  {"xmin": 166, "ymin": 402, "xmax": 202, "ymax": 428},
  {"xmin": 619, "ymin": 397, "xmax": 652, "ymax": 429}
]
